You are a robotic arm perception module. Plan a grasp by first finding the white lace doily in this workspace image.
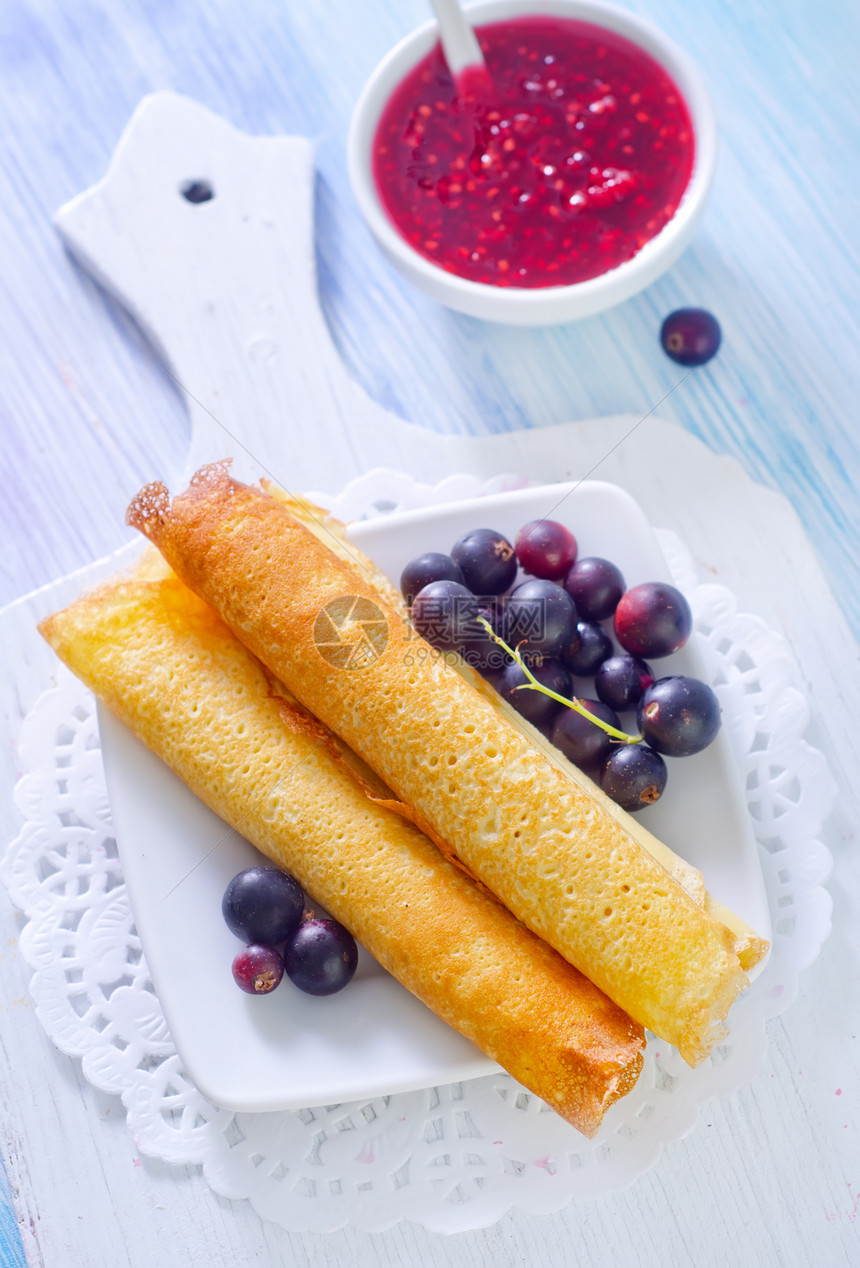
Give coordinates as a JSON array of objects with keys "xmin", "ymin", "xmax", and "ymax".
[{"xmin": 1, "ymin": 470, "xmax": 835, "ymax": 1234}]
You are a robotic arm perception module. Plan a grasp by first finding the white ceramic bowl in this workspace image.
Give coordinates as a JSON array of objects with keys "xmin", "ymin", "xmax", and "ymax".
[{"xmin": 348, "ymin": 0, "xmax": 716, "ymax": 325}]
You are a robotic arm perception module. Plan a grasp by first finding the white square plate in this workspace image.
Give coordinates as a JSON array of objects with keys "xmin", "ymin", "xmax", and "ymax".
[{"xmin": 99, "ymin": 479, "xmax": 770, "ymax": 1112}]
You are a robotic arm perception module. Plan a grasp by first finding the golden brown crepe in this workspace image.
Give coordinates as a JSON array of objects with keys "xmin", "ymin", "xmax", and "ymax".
[
  {"xmin": 40, "ymin": 554, "xmax": 645, "ymax": 1137},
  {"xmin": 126, "ymin": 462, "xmax": 768, "ymax": 1065},
  {"xmin": 268, "ymin": 483, "xmax": 768, "ymax": 973}
]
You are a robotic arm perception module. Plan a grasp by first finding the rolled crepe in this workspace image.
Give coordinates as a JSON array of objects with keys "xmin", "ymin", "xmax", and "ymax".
[
  {"xmin": 266, "ymin": 482, "xmax": 768, "ymax": 973},
  {"xmin": 127, "ymin": 462, "xmax": 762, "ymax": 1066},
  {"xmin": 40, "ymin": 554, "xmax": 645, "ymax": 1137}
]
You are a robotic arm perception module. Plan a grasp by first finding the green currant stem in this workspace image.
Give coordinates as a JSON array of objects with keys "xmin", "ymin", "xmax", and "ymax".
[{"xmin": 476, "ymin": 616, "xmax": 641, "ymax": 745}]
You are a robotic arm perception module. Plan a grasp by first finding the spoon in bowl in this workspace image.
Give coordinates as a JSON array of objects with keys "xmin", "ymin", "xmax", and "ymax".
[{"xmin": 429, "ymin": 0, "xmax": 494, "ymax": 97}]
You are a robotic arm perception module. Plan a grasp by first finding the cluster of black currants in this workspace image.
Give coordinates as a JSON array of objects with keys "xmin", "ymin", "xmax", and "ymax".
[
  {"xmin": 223, "ymin": 866, "xmax": 358, "ymax": 997},
  {"xmin": 401, "ymin": 519, "xmax": 721, "ymax": 813}
]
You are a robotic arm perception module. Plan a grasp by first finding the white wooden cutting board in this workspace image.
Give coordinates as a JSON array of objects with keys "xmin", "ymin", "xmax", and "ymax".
[{"xmin": 52, "ymin": 91, "xmax": 858, "ymax": 808}]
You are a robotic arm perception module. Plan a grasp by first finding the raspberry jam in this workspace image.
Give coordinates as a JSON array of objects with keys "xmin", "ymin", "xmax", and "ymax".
[{"xmin": 372, "ymin": 17, "xmax": 695, "ymax": 288}]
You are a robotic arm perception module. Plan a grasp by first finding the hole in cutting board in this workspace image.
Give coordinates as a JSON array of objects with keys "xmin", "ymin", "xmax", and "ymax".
[{"xmin": 180, "ymin": 179, "xmax": 214, "ymax": 204}]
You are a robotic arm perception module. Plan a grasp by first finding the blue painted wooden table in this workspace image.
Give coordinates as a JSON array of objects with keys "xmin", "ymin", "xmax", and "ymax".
[{"xmin": 1, "ymin": 1, "xmax": 858, "ymax": 1264}]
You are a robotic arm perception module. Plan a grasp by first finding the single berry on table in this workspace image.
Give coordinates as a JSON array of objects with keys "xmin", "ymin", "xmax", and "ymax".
[
  {"xmin": 637, "ymin": 675, "xmax": 721, "ymax": 757},
  {"xmin": 505, "ymin": 579, "xmax": 578, "ymax": 659},
  {"xmin": 551, "ymin": 698, "xmax": 622, "ymax": 779},
  {"xmin": 222, "ymin": 866, "xmax": 305, "ymax": 946},
  {"xmin": 411, "ymin": 579, "xmax": 478, "ymax": 650},
  {"xmin": 285, "ymin": 916, "xmax": 359, "ymax": 996},
  {"xmin": 451, "ymin": 528, "xmax": 517, "ymax": 595},
  {"xmin": 400, "ymin": 551, "xmax": 464, "ymax": 604},
  {"xmin": 600, "ymin": 744, "xmax": 668, "ymax": 812},
  {"xmin": 498, "ymin": 657, "xmax": 571, "ymax": 735},
  {"xmin": 614, "ymin": 582, "xmax": 692, "ymax": 658},
  {"xmin": 515, "ymin": 519, "xmax": 577, "ymax": 581},
  {"xmin": 232, "ymin": 944, "xmax": 285, "ymax": 995},
  {"xmin": 660, "ymin": 308, "xmax": 721, "ymax": 366},
  {"xmin": 563, "ymin": 620, "xmax": 613, "ymax": 677},
  {"xmin": 564, "ymin": 556, "xmax": 626, "ymax": 621},
  {"xmin": 595, "ymin": 654, "xmax": 654, "ymax": 712}
]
